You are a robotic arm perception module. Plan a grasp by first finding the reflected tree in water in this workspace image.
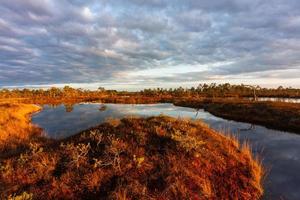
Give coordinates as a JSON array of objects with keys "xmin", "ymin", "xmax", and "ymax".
[{"xmin": 65, "ymin": 104, "xmax": 74, "ymax": 112}]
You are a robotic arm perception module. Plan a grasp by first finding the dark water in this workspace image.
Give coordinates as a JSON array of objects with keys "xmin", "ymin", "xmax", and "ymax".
[{"xmin": 32, "ymin": 103, "xmax": 300, "ymax": 200}]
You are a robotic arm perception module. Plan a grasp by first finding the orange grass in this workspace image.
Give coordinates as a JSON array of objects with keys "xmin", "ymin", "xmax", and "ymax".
[
  {"xmin": 0, "ymin": 115, "xmax": 264, "ymax": 199},
  {"xmin": 0, "ymin": 103, "xmax": 41, "ymax": 144}
]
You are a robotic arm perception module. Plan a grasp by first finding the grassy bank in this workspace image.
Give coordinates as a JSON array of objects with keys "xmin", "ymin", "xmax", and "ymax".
[
  {"xmin": 0, "ymin": 103, "xmax": 41, "ymax": 143},
  {"xmin": 0, "ymin": 113, "xmax": 263, "ymax": 199},
  {"xmin": 175, "ymin": 99, "xmax": 300, "ymax": 134}
]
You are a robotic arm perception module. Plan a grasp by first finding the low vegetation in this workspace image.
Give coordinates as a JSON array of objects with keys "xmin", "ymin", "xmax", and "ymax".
[
  {"xmin": 0, "ymin": 112, "xmax": 263, "ymax": 199},
  {"xmin": 175, "ymin": 98, "xmax": 300, "ymax": 134},
  {"xmin": 0, "ymin": 103, "xmax": 41, "ymax": 145}
]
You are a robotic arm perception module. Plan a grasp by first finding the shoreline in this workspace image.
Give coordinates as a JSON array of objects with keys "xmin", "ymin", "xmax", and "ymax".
[
  {"xmin": 25, "ymin": 97, "xmax": 300, "ymax": 134},
  {"xmin": 173, "ymin": 99, "xmax": 300, "ymax": 134},
  {"xmin": 0, "ymin": 103, "xmax": 42, "ymax": 143}
]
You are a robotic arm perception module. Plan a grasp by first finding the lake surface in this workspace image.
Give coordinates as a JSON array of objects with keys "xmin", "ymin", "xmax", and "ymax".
[{"xmin": 32, "ymin": 103, "xmax": 300, "ymax": 200}]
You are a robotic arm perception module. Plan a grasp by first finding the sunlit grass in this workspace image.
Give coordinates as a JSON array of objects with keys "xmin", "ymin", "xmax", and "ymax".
[
  {"xmin": 0, "ymin": 114, "xmax": 263, "ymax": 199},
  {"xmin": 0, "ymin": 103, "xmax": 41, "ymax": 142}
]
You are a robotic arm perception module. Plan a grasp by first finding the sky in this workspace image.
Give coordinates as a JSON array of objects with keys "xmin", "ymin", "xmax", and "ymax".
[{"xmin": 0, "ymin": 0, "xmax": 300, "ymax": 90}]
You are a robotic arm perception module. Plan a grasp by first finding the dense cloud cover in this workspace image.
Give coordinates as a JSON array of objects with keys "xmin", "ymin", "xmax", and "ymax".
[{"xmin": 0, "ymin": 0, "xmax": 300, "ymax": 89}]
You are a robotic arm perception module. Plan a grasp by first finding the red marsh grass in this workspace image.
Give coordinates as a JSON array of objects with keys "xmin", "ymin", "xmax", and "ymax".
[{"xmin": 0, "ymin": 111, "xmax": 264, "ymax": 199}]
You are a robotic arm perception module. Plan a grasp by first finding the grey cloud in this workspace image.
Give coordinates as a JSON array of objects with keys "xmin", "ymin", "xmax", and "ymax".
[
  {"xmin": 0, "ymin": 0, "xmax": 300, "ymax": 88},
  {"xmin": 175, "ymin": 10, "xmax": 211, "ymax": 32}
]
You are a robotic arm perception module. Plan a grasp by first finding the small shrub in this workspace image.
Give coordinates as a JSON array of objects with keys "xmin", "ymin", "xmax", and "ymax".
[{"xmin": 8, "ymin": 192, "xmax": 33, "ymax": 200}]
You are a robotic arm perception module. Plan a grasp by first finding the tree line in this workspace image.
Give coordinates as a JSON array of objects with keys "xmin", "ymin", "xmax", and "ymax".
[
  {"xmin": 141, "ymin": 83, "xmax": 300, "ymax": 98},
  {"xmin": 1, "ymin": 83, "xmax": 300, "ymax": 99}
]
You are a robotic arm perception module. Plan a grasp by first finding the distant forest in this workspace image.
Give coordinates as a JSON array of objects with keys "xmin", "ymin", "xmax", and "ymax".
[{"xmin": 1, "ymin": 83, "xmax": 300, "ymax": 99}]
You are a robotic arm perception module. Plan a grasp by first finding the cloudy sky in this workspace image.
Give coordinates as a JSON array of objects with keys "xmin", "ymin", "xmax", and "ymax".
[{"xmin": 1, "ymin": 0, "xmax": 300, "ymax": 90}]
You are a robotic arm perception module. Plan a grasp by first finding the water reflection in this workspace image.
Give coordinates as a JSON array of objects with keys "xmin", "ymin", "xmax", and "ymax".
[
  {"xmin": 65, "ymin": 104, "xmax": 74, "ymax": 112},
  {"xmin": 32, "ymin": 103, "xmax": 300, "ymax": 200},
  {"xmin": 99, "ymin": 104, "xmax": 107, "ymax": 111}
]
